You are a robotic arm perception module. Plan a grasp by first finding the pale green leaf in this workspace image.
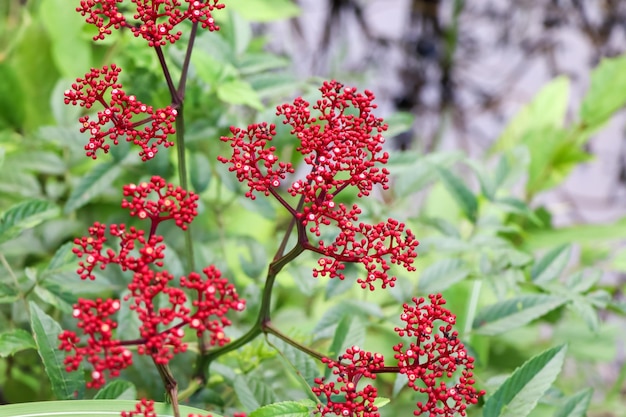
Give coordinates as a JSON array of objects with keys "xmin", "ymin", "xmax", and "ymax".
[
  {"xmin": 532, "ymin": 244, "xmax": 572, "ymax": 284},
  {"xmin": 227, "ymin": 0, "xmax": 300, "ymax": 22},
  {"xmin": 553, "ymin": 388, "xmax": 592, "ymax": 417},
  {"xmin": 435, "ymin": 166, "xmax": 478, "ymax": 223},
  {"xmin": 580, "ymin": 55, "xmax": 626, "ymax": 131},
  {"xmin": 268, "ymin": 335, "xmax": 319, "ymax": 386},
  {"xmin": 234, "ymin": 374, "xmax": 278, "ymax": 412},
  {"xmin": 217, "ymin": 79, "xmax": 264, "ymax": 110},
  {"xmin": 419, "ymin": 258, "xmax": 470, "ymax": 293},
  {"xmin": 0, "ymin": 400, "xmax": 221, "ymax": 417}
]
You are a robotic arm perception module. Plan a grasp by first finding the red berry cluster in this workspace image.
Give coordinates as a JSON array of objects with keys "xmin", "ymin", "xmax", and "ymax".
[
  {"xmin": 313, "ymin": 346, "xmax": 385, "ymax": 417},
  {"xmin": 219, "ymin": 81, "xmax": 418, "ymax": 290},
  {"xmin": 394, "ymin": 294, "xmax": 483, "ymax": 416},
  {"xmin": 122, "ymin": 176, "xmax": 199, "ymax": 230},
  {"xmin": 77, "ymin": 0, "xmax": 225, "ymax": 45},
  {"xmin": 120, "ymin": 398, "xmax": 247, "ymax": 417},
  {"xmin": 64, "ymin": 65, "xmax": 177, "ymax": 160},
  {"xmin": 312, "ymin": 295, "xmax": 483, "ymax": 417},
  {"xmin": 60, "ymin": 178, "xmax": 244, "ymax": 388}
]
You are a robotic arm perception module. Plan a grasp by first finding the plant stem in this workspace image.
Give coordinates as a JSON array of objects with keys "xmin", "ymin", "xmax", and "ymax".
[
  {"xmin": 154, "ymin": 361, "xmax": 180, "ymax": 417},
  {"xmin": 263, "ymin": 323, "xmax": 325, "ymax": 361},
  {"xmin": 463, "ymin": 279, "xmax": 482, "ymax": 340}
]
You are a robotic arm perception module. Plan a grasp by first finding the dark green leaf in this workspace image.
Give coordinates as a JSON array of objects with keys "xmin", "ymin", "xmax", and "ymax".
[
  {"xmin": 0, "ymin": 200, "xmax": 59, "ymax": 244},
  {"xmin": 419, "ymin": 258, "xmax": 470, "ymax": 293},
  {"xmin": 473, "ymin": 295, "xmax": 568, "ymax": 335},
  {"xmin": 0, "ymin": 328, "xmax": 36, "ymax": 357},
  {"xmin": 484, "ymin": 345, "xmax": 567, "ymax": 417},
  {"xmin": 30, "ymin": 303, "xmax": 85, "ymax": 399},
  {"xmin": 64, "ymin": 161, "xmax": 122, "ymax": 213},
  {"xmin": 435, "ymin": 166, "xmax": 478, "ymax": 223},
  {"xmin": 532, "ymin": 245, "xmax": 572, "ymax": 284},
  {"xmin": 553, "ymin": 388, "xmax": 592, "ymax": 417},
  {"xmin": 94, "ymin": 380, "xmax": 137, "ymax": 400}
]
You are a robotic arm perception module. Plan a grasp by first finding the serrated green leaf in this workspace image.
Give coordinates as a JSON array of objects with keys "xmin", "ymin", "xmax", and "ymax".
[
  {"xmin": 30, "ymin": 303, "xmax": 85, "ymax": 399},
  {"xmin": 93, "ymin": 380, "xmax": 137, "ymax": 400},
  {"xmin": 553, "ymin": 388, "xmax": 592, "ymax": 417},
  {"xmin": 565, "ymin": 270, "xmax": 601, "ymax": 294},
  {"xmin": 419, "ymin": 258, "xmax": 470, "ymax": 293},
  {"xmin": 268, "ymin": 335, "xmax": 319, "ymax": 387},
  {"xmin": 45, "ymin": 242, "xmax": 75, "ymax": 272},
  {"xmin": 234, "ymin": 374, "xmax": 278, "ymax": 412},
  {"xmin": 580, "ymin": 55, "xmax": 626, "ymax": 131},
  {"xmin": 435, "ymin": 166, "xmax": 478, "ymax": 223},
  {"xmin": 0, "ymin": 400, "xmax": 221, "ymax": 417},
  {"xmin": 473, "ymin": 295, "xmax": 567, "ymax": 335},
  {"xmin": 0, "ymin": 200, "xmax": 59, "ymax": 244},
  {"xmin": 248, "ymin": 401, "xmax": 310, "ymax": 417},
  {"xmin": 0, "ymin": 328, "xmax": 36, "ymax": 357},
  {"xmin": 532, "ymin": 244, "xmax": 572, "ymax": 284},
  {"xmin": 64, "ymin": 161, "xmax": 122, "ymax": 213},
  {"xmin": 484, "ymin": 345, "xmax": 567, "ymax": 417},
  {"xmin": 6, "ymin": 151, "xmax": 65, "ymax": 175}
]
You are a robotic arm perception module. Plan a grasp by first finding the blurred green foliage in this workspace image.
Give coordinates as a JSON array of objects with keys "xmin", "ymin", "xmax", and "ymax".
[{"xmin": 1, "ymin": 1, "xmax": 626, "ymax": 417}]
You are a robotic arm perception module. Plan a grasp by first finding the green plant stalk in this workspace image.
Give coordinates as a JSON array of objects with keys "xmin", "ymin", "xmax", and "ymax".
[{"xmin": 463, "ymin": 279, "xmax": 482, "ymax": 340}]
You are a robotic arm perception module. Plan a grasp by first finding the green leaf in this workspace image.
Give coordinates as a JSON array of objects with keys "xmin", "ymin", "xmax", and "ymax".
[
  {"xmin": 64, "ymin": 161, "xmax": 122, "ymax": 213},
  {"xmin": 494, "ymin": 197, "xmax": 542, "ymax": 226},
  {"xmin": 248, "ymin": 401, "xmax": 311, "ymax": 417},
  {"xmin": 0, "ymin": 328, "xmax": 36, "ymax": 357},
  {"xmin": 473, "ymin": 295, "xmax": 568, "ymax": 335},
  {"xmin": 234, "ymin": 374, "xmax": 278, "ymax": 412},
  {"xmin": 0, "ymin": 282, "xmax": 19, "ymax": 304},
  {"xmin": 268, "ymin": 336, "xmax": 319, "ymax": 386},
  {"xmin": 419, "ymin": 258, "xmax": 470, "ymax": 293},
  {"xmin": 238, "ymin": 53, "xmax": 290, "ymax": 75},
  {"xmin": 217, "ymin": 79, "xmax": 264, "ymax": 110},
  {"xmin": 580, "ymin": 54, "xmax": 626, "ymax": 131},
  {"xmin": 328, "ymin": 315, "xmax": 366, "ymax": 359},
  {"xmin": 373, "ymin": 397, "xmax": 391, "ymax": 409},
  {"xmin": 0, "ymin": 63, "xmax": 25, "ymax": 130},
  {"xmin": 553, "ymin": 388, "xmax": 592, "ymax": 417},
  {"xmin": 493, "ymin": 76, "xmax": 569, "ymax": 152},
  {"xmin": 226, "ymin": 0, "xmax": 301, "ymax": 22},
  {"xmin": 312, "ymin": 301, "xmax": 383, "ymax": 341},
  {"xmin": 30, "ymin": 303, "xmax": 85, "ymax": 400},
  {"xmin": 39, "ymin": 0, "xmax": 91, "ymax": 78},
  {"xmin": 0, "ymin": 200, "xmax": 59, "ymax": 244},
  {"xmin": 0, "ymin": 400, "xmax": 221, "ymax": 417},
  {"xmin": 94, "ymin": 380, "xmax": 137, "ymax": 400},
  {"xmin": 435, "ymin": 166, "xmax": 478, "ymax": 222},
  {"xmin": 568, "ymin": 299, "xmax": 599, "ymax": 332},
  {"xmin": 484, "ymin": 345, "xmax": 567, "ymax": 417},
  {"xmin": 531, "ymin": 244, "xmax": 572, "ymax": 284},
  {"xmin": 524, "ymin": 216, "xmax": 626, "ymax": 250},
  {"xmin": 189, "ymin": 151, "xmax": 212, "ymax": 193}
]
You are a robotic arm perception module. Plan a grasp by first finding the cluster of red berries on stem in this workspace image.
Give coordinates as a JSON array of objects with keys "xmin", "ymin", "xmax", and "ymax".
[
  {"xmin": 59, "ymin": 176, "xmax": 245, "ymax": 389},
  {"xmin": 313, "ymin": 295, "xmax": 484, "ymax": 417},
  {"xmin": 77, "ymin": 0, "xmax": 225, "ymax": 45},
  {"xmin": 219, "ymin": 81, "xmax": 419, "ymax": 291},
  {"xmin": 64, "ymin": 65, "xmax": 177, "ymax": 161}
]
